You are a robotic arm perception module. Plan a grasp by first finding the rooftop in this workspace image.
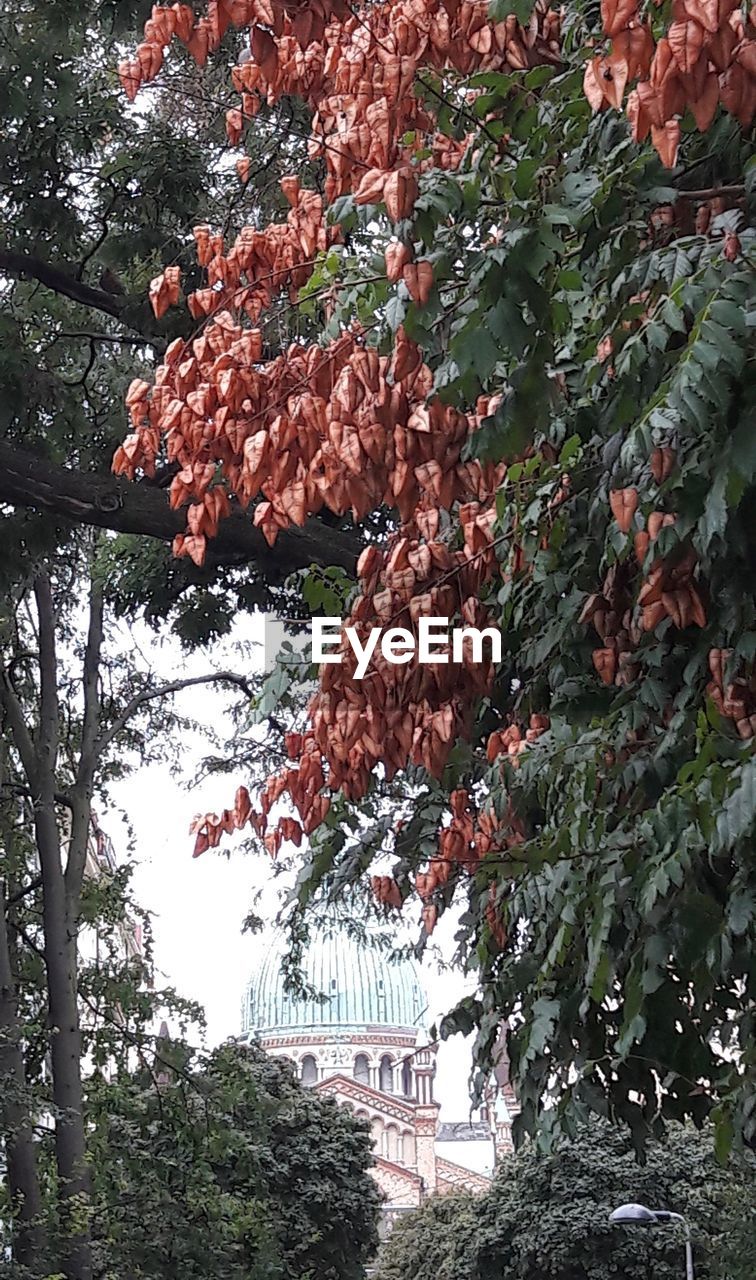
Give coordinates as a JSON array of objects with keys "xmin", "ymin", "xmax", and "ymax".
[{"xmin": 244, "ymin": 923, "xmax": 428, "ymax": 1037}]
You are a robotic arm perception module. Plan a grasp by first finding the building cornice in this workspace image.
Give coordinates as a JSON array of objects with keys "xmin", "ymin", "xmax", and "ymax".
[
  {"xmin": 315, "ymin": 1073, "xmax": 418, "ymax": 1123},
  {"xmin": 258, "ymin": 1029, "xmax": 418, "ymax": 1050},
  {"xmin": 435, "ymin": 1156, "xmax": 491, "ymax": 1192},
  {"xmin": 374, "ymin": 1155, "xmax": 423, "ymax": 1186}
]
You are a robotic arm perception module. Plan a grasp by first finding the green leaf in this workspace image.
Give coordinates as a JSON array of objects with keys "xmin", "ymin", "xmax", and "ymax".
[
  {"xmin": 385, "ymin": 294, "xmax": 406, "ymax": 333},
  {"xmin": 699, "ymin": 467, "xmax": 729, "ymax": 549},
  {"xmin": 488, "ymin": 0, "xmax": 534, "ymax": 22}
]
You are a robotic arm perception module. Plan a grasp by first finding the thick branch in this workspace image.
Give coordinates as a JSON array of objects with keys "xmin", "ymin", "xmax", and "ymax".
[
  {"xmin": 0, "ymin": 440, "xmax": 361, "ymax": 576},
  {"xmin": 5, "ymin": 875, "xmax": 43, "ymax": 908},
  {"xmin": 0, "ymin": 877, "xmax": 47, "ymax": 1273},
  {"xmin": 0, "ymin": 783, "xmax": 73, "ymax": 813},
  {"xmin": 0, "ymin": 249, "xmax": 125, "ymax": 319}
]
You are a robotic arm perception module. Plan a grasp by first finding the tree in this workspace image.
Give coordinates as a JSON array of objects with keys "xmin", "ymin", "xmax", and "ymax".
[
  {"xmin": 0, "ymin": 0, "xmax": 359, "ymax": 651},
  {"xmin": 1, "ymin": 0, "xmax": 342, "ymax": 1267},
  {"xmin": 85, "ymin": 1041, "xmax": 381, "ymax": 1280},
  {"xmin": 0, "ymin": 6, "xmax": 387, "ymax": 1277},
  {"xmin": 374, "ymin": 1123, "xmax": 755, "ymax": 1280},
  {"xmin": 112, "ymin": 0, "xmax": 755, "ymax": 1154},
  {"xmin": 0, "ymin": 540, "xmax": 258, "ymax": 1278},
  {"xmin": 2, "ymin": 844, "xmax": 381, "ymax": 1280}
]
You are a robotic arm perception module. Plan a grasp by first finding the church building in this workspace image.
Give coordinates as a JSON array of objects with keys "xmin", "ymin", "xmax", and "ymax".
[{"xmin": 239, "ymin": 923, "xmax": 517, "ymax": 1227}]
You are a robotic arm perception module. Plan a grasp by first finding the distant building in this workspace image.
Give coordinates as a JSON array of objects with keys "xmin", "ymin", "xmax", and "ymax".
[
  {"xmin": 240, "ymin": 924, "xmax": 518, "ymax": 1229},
  {"xmin": 79, "ymin": 812, "xmax": 144, "ymax": 969}
]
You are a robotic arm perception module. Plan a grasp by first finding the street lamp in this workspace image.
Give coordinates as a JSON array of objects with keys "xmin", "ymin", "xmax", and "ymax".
[{"xmin": 609, "ymin": 1203, "xmax": 694, "ymax": 1280}]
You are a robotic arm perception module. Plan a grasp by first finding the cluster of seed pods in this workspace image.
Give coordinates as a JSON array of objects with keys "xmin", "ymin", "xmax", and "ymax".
[
  {"xmin": 120, "ymin": 0, "xmax": 563, "ymax": 204},
  {"xmin": 114, "ymin": 305, "xmax": 509, "ymax": 567},
  {"xmin": 119, "ymin": 0, "xmax": 752, "ymax": 938},
  {"xmin": 585, "ymin": 0, "xmax": 756, "ymax": 166},
  {"xmin": 582, "ymin": 462, "xmax": 711, "ymax": 691}
]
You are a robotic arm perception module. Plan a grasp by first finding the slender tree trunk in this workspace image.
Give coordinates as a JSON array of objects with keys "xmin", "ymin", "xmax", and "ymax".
[
  {"xmin": 35, "ymin": 804, "xmax": 92, "ymax": 1280},
  {"xmin": 0, "ymin": 879, "xmax": 47, "ymax": 1274},
  {"xmin": 32, "ymin": 575, "xmax": 93, "ymax": 1280}
]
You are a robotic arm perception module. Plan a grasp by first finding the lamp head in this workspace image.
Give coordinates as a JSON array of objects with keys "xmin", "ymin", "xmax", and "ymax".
[{"xmin": 609, "ymin": 1203, "xmax": 658, "ymax": 1226}]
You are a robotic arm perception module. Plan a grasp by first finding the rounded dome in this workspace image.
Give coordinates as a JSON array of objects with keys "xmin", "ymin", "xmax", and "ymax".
[{"xmin": 244, "ymin": 924, "xmax": 427, "ymax": 1036}]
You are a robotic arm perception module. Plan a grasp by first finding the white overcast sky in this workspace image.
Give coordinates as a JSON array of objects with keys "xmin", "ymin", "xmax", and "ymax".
[{"xmin": 106, "ymin": 615, "xmax": 478, "ymax": 1118}]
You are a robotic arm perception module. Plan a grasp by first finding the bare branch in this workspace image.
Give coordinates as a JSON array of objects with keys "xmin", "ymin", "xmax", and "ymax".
[
  {"xmin": 676, "ymin": 184, "xmax": 746, "ymax": 199},
  {"xmin": 0, "ymin": 782, "xmax": 73, "ymax": 813},
  {"xmin": 46, "ymin": 331, "xmax": 163, "ymax": 349},
  {"xmin": 76, "ymin": 574, "xmax": 104, "ymax": 789},
  {"xmin": 5, "ymin": 875, "xmax": 43, "ymax": 907},
  {"xmin": 67, "ymin": 572, "xmax": 104, "ymax": 895},
  {"xmin": 96, "ymin": 671, "xmax": 254, "ymax": 757}
]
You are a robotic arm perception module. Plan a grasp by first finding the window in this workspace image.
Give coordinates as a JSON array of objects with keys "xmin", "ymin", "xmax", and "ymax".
[
  {"xmin": 379, "ymin": 1054, "xmax": 394, "ymax": 1093},
  {"xmin": 386, "ymin": 1125, "xmax": 399, "ymax": 1160},
  {"xmin": 401, "ymin": 1060, "xmax": 413, "ymax": 1098},
  {"xmin": 354, "ymin": 1053, "xmax": 370, "ymax": 1085},
  {"xmin": 301, "ymin": 1054, "xmax": 317, "ymax": 1086}
]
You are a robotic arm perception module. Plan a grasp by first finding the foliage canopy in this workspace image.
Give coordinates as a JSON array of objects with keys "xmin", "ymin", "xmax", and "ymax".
[
  {"xmin": 107, "ymin": 0, "xmax": 756, "ymax": 1160},
  {"xmin": 86, "ymin": 1041, "xmax": 382, "ymax": 1280},
  {"xmin": 375, "ymin": 1122, "xmax": 756, "ymax": 1280}
]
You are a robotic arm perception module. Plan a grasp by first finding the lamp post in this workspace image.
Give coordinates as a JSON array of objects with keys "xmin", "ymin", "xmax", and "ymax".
[{"xmin": 609, "ymin": 1202, "xmax": 694, "ymax": 1280}]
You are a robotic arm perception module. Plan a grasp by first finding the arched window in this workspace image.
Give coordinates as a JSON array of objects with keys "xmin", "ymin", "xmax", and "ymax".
[
  {"xmin": 370, "ymin": 1116, "xmax": 383, "ymax": 1151},
  {"xmin": 386, "ymin": 1124, "xmax": 399, "ymax": 1160},
  {"xmin": 401, "ymin": 1059, "xmax": 413, "ymax": 1098},
  {"xmin": 354, "ymin": 1053, "xmax": 370, "ymax": 1085},
  {"xmin": 300, "ymin": 1054, "xmax": 317, "ymax": 1086},
  {"xmin": 379, "ymin": 1054, "xmax": 394, "ymax": 1093},
  {"xmin": 404, "ymin": 1130, "xmax": 416, "ymax": 1165}
]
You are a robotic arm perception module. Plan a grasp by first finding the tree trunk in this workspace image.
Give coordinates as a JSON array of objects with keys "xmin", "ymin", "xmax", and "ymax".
[
  {"xmin": 31, "ymin": 571, "xmax": 93, "ymax": 1280},
  {"xmin": 0, "ymin": 880, "xmax": 47, "ymax": 1274},
  {"xmin": 36, "ymin": 802, "xmax": 92, "ymax": 1280}
]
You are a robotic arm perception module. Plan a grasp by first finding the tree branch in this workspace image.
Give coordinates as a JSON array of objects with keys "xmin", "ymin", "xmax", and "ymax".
[
  {"xmin": 676, "ymin": 184, "xmax": 745, "ymax": 199},
  {"xmin": 5, "ymin": 875, "xmax": 43, "ymax": 907},
  {"xmin": 0, "ymin": 675, "xmax": 39, "ymax": 788},
  {"xmin": 0, "ymin": 249, "xmax": 125, "ymax": 319},
  {"xmin": 32, "ymin": 575, "xmax": 59, "ymax": 797},
  {"xmin": 76, "ymin": 574, "xmax": 103, "ymax": 790},
  {"xmin": 0, "ymin": 440, "xmax": 361, "ymax": 576},
  {"xmin": 95, "ymin": 671, "xmax": 255, "ymax": 757},
  {"xmin": 47, "ymin": 331, "xmax": 162, "ymax": 348},
  {"xmin": 0, "ymin": 782, "xmax": 73, "ymax": 813},
  {"xmin": 67, "ymin": 572, "xmax": 104, "ymax": 896}
]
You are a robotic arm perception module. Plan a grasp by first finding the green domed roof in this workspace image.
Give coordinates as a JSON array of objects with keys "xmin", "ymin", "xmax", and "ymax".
[{"xmin": 243, "ymin": 925, "xmax": 427, "ymax": 1036}]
